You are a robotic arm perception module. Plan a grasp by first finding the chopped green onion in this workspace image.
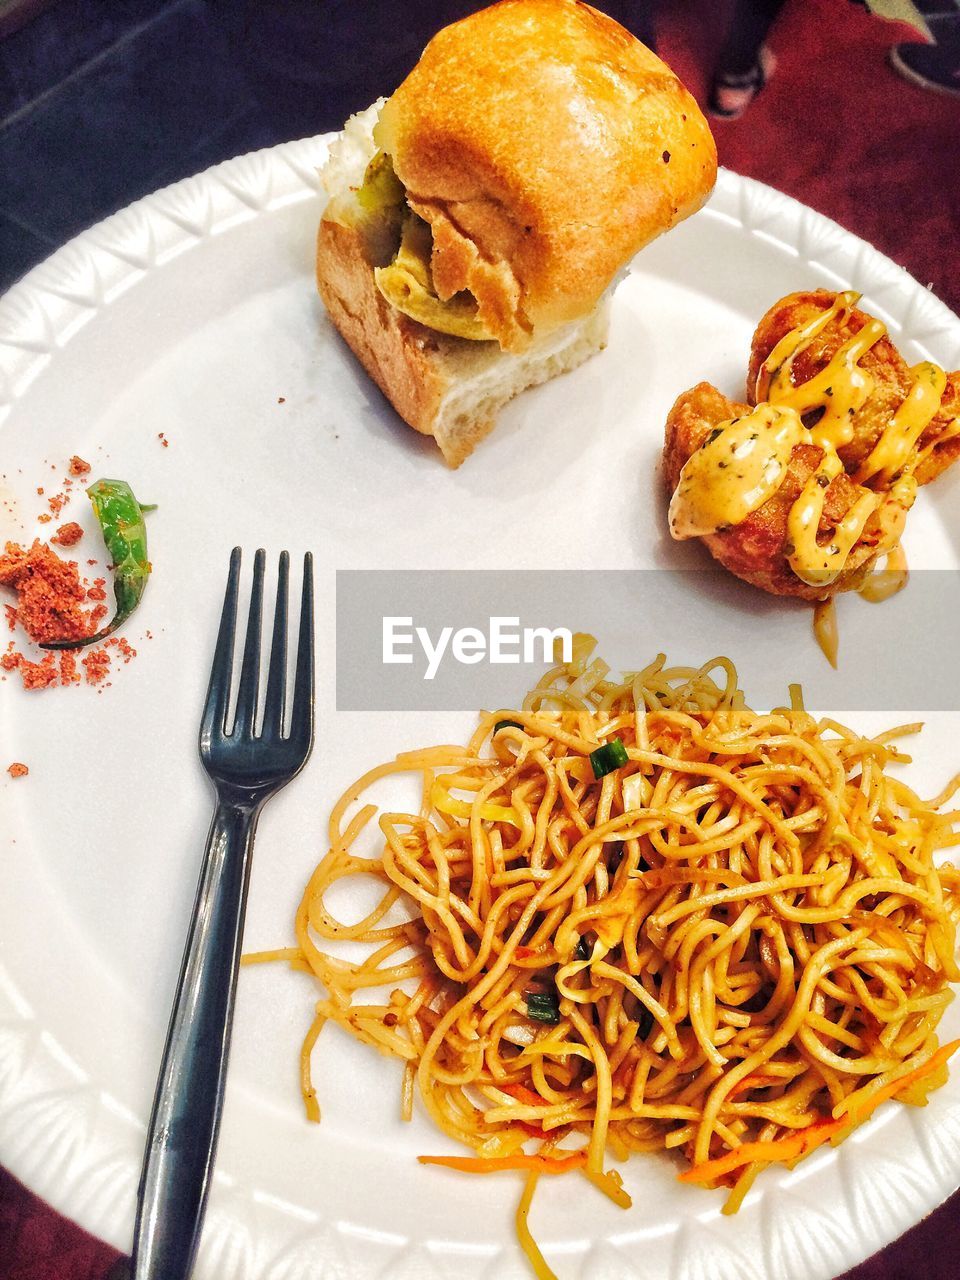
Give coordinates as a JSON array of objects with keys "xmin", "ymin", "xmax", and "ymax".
[
  {"xmin": 494, "ymin": 719, "xmax": 524, "ymax": 735},
  {"xmin": 525, "ymin": 990, "xmax": 560, "ymax": 1024},
  {"xmin": 589, "ymin": 738, "xmax": 629, "ymax": 779}
]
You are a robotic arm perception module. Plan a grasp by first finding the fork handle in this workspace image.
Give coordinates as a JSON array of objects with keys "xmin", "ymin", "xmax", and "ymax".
[{"xmin": 131, "ymin": 796, "xmax": 260, "ymax": 1279}]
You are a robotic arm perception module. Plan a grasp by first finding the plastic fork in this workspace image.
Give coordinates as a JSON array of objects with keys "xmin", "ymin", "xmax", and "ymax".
[{"xmin": 129, "ymin": 547, "xmax": 314, "ymax": 1279}]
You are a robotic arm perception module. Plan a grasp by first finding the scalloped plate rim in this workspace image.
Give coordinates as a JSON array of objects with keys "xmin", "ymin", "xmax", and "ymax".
[{"xmin": 1, "ymin": 137, "xmax": 960, "ymax": 1280}]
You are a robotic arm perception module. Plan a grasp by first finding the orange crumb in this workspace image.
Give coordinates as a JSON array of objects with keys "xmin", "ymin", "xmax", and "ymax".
[
  {"xmin": 107, "ymin": 636, "xmax": 137, "ymax": 662},
  {"xmin": 158, "ymin": 432, "xmax": 169, "ymax": 448},
  {"xmin": 52, "ymin": 522, "xmax": 83, "ymax": 548},
  {"xmin": 48, "ymin": 494, "xmax": 68, "ymax": 517},
  {"xmin": 37, "ymin": 514, "xmax": 51, "ymax": 524},
  {"xmin": 69, "ymin": 456, "xmax": 91, "ymax": 476},
  {"xmin": 59, "ymin": 652, "xmax": 80, "ymax": 684},
  {"xmin": 82, "ymin": 648, "xmax": 111, "ymax": 684},
  {"xmin": 18, "ymin": 653, "xmax": 59, "ymax": 689},
  {"xmin": 6, "ymin": 763, "xmax": 28, "ymax": 778},
  {"xmin": 0, "ymin": 541, "xmax": 97, "ymax": 645},
  {"xmin": 0, "ymin": 528, "xmax": 139, "ymax": 690}
]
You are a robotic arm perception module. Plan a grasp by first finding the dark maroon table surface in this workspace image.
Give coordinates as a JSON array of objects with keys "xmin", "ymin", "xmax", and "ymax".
[{"xmin": 3, "ymin": 0, "xmax": 959, "ymax": 1275}]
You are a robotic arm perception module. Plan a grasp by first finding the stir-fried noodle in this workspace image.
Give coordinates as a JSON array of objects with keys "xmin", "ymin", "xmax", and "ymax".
[{"xmin": 247, "ymin": 642, "xmax": 960, "ymax": 1278}]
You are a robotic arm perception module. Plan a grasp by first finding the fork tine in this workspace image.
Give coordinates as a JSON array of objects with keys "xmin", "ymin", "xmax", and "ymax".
[
  {"xmin": 199, "ymin": 547, "xmax": 241, "ymax": 748},
  {"xmin": 232, "ymin": 547, "xmax": 266, "ymax": 738},
  {"xmin": 289, "ymin": 552, "xmax": 314, "ymax": 754},
  {"xmin": 262, "ymin": 551, "xmax": 289, "ymax": 738}
]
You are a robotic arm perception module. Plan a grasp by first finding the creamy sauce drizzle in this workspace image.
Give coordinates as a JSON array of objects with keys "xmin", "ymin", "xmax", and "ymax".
[
  {"xmin": 812, "ymin": 543, "xmax": 910, "ymax": 666},
  {"xmin": 858, "ymin": 543, "xmax": 909, "ymax": 604},
  {"xmin": 668, "ymin": 403, "xmax": 804, "ymax": 538},
  {"xmin": 855, "ymin": 362, "xmax": 946, "ymax": 484},
  {"xmin": 813, "ymin": 598, "xmax": 839, "ymax": 669},
  {"xmin": 670, "ymin": 291, "xmax": 954, "ymax": 593},
  {"xmin": 786, "ymin": 450, "xmax": 878, "ymax": 588},
  {"xmin": 761, "ymin": 306, "xmax": 886, "ymax": 454}
]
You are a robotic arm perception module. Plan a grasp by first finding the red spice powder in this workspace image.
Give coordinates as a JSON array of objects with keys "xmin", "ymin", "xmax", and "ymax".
[
  {"xmin": 59, "ymin": 652, "xmax": 80, "ymax": 685},
  {"xmin": 6, "ymin": 763, "xmax": 28, "ymax": 778},
  {"xmin": 158, "ymin": 432, "xmax": 169, "ymax": 448},
  {"xmin": 0, "ymin": 541, "xmax": 96, "ymax": 645},
  {"xmin": 69, "ymin": 456, "xmax": 91, "ymax": 476},
  {"xmin": 15, "ymin": 652, "xmax": 59, "ymax": 689},
  {"xmin": 82, "ymin": 648, "xmax": 111, "ymax": 684},
  {"xmin": 0, "ymin": 540, "xmax": 132, "ymax": 691},
  {"xmin": 52, "ymin": 522, "xmax": 83, "ymax": 548},
  {"xmin": 108, "ymin": 636, "xmax": 136, "ymax": 662}
]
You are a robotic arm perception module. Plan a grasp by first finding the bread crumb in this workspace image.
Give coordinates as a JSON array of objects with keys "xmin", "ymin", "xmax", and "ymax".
[
  {"xmin": 6, "ymin": 762, "xmax": 28, "ymax": 778},
  {"xmin": 69, "ymin": 456, "xmax": 91, "ymax": 476}
]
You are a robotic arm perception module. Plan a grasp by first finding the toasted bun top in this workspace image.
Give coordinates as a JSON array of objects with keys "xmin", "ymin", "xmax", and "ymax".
[{"xmin": 375, "ymin": 0, "xmax": 717, "ymax": 351}]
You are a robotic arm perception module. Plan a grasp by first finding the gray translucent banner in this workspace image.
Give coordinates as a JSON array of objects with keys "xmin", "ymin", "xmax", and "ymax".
[{"xmin": 336, "ymin": 570, "xmax": 960, "ymax": 712}]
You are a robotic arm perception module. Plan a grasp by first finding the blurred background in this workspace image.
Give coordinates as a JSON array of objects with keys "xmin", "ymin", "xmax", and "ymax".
[
  {"xmin": 0, "ymin": 2, "xmax": 959, "ymax": 1278},
  {"xmin": 0, "ymin": 0, "xmax": 957, "ymax": 308}
]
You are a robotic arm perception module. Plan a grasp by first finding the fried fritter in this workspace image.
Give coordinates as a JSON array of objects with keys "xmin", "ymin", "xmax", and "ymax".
[
  {"xmin": 748, "ymin": 290, "xmax": 960, "ymax": 486},
  {"xmin": 662, "ymin": 382, "xmax": 887, "ymax": 600},
  {"xmin": 662, "ymin": 290, "xmax": 960, "ymax": 601}
]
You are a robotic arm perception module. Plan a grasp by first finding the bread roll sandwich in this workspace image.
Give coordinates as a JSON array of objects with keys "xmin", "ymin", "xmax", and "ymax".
[{"xmin": 316, "ymin": 0, "xmax": 717, "ymax": 466}]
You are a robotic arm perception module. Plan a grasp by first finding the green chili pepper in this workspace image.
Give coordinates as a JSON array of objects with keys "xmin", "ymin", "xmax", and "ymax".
[
  {"xmin": 525, "ymin": 990, "xmax": 560, "ymax": 1025},
  {"xmin": 589, "ymin": 737, "xmax": 629, "ymax": 779},
  {"xmin": 42, "ymin": 478, "xmax": 154, "ymax": 650}
]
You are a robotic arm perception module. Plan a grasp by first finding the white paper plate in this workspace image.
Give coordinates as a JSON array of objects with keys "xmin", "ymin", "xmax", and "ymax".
[{"xmin": 2, "ymin": 138, "xmax": 960, "ymax": 1280}]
